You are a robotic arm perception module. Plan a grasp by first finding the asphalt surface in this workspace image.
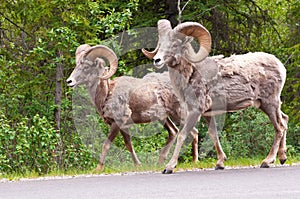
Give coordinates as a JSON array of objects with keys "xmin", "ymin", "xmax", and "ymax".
[{"xmin": 1, "ymin": 165, "xmax": 300, "ymax": 199}]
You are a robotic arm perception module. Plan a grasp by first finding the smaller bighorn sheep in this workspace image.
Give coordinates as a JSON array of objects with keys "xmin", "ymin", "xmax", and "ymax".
[
  {"xmin": 67, "ymin": 44, "xmax": 199, "ymax": 171},
  {"xmin": 143, "ymin": 19, "xmax": 288, "ymax": 174}
]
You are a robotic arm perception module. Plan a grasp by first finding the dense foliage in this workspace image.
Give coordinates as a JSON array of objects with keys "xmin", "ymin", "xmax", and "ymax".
[{"xmin": 0, "ymin": 0, "xmax": 299, "ymax": 175}]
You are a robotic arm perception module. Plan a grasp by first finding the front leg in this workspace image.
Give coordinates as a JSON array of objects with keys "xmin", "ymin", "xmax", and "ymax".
[
  {"xmin": 94, "ymin": 122, "xmax": 120, "ymax": 172},
  {"xmin": 163, "ymin": 110, "xmax": 201, "ymax": 174}
]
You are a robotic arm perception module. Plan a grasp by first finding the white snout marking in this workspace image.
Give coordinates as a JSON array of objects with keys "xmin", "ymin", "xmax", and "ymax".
[
  {"xmin": 153, "ymin": 55, "xmax": 164, "ymax": 68},
  {"xmin": 66, "ymin": 77, "xmax": 76, "ymax": 87}
]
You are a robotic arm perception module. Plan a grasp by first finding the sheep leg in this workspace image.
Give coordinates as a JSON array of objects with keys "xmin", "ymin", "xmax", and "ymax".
[
  {"xmin": 159, "ymin": 118, "xmax": 199, "ymax": 164},
  {"xmin": 278, "ymin": 112, "xmax": 288, "ymax": 164},
  {"xmin": 120, "ymin": 129, "xmax": 141, "ymax": 166},
  {"xmin": 191, "ymin": 127, "xmax": 199, "ymax": 162},
  {"xmin": 158, "ymin": 118, "xmax": 177, "ymax": 164},
  {"xmin": 163, "ymin": 110, "xmax": 201, "ymax": 174},
  {"xmin": 204, "ymin": 116, "xmax": 227, "ymax": 170},
  {"xmin": 94, "ymin": 123, "xmax": 120, "ymax": 172},
  {"xmin": 260, "ymin": 105, "xmax": 288, "ymax": 168}
]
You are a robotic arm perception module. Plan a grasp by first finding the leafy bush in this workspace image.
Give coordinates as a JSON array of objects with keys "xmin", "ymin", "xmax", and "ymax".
[
  {"xmin": 0, "ymin": 112, "xmax": 59, "ymax": 174},
  {"xmin": 178, "ymin": 109, "xmax": 274, "ymax": 163},
  {"xmin": 0, "ymin": 111, "xmax": 96, "ymax": 175},
  {"xmin": 220, "ymin": 108, "xmax": 275, "ymax": 158}
]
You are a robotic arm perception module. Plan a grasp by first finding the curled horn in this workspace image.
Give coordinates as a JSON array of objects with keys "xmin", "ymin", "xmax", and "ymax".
[
  {"xmin": 75, "ymin": 44, "xmax": 91, "ymax": 65},
  {"xmin": 142, "ymin": 19, "xmax": 172, "ymax": 59},
  {"xmin": 75, "ymin": 44, "xmax": 91, "ymax": 56},
  {"xmin": 84, "ymin": 45, "xmax": 118, "ymax": 80},
  {"xmin": 174, "ymin": 22, "xmax": 211, "ymax": 63},
  {"xmin": 142, "ymin": 44, "xmax": 159, "ymax": 59}
]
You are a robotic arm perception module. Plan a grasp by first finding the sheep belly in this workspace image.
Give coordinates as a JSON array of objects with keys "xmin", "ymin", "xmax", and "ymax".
[
  {"xmin": 207, "ymin": 76, "xmax": 257, "ymax": 114},
  {"xmin": 129, "ymin": 84, "xmax": 167, "ymax": 123}
]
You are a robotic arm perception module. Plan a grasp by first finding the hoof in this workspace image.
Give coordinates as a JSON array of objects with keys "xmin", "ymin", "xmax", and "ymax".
[
  {"xmin": 162, "ymin": 169, "xmax": 174, "ymax": 174},
  {"xmin": 260, "ymin": 162, "xmax": 270, "ymax": 168},
  {"xmin": 280, "ymin": 159, "xmax": 287, "ymax": 165},
  {"xmin": 215, "ymin": 165, "xmax": 225, "ymax": 170}
]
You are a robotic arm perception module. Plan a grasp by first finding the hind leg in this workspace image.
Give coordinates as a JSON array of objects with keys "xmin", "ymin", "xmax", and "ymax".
[
  {"xmin": 260, "ymin": 104, "xmax": 288, "ymax": 168},
  {"xmin": 278, "ymin": 112, "xmax": 288, "ymax": 164},
  {"xmin": 158, "ymin": 118, "xmax": 178, "ymax": 164},
  {"xmin": 190, "ymin": 127, "xmax": 199, "ymax": 162},
  {"xmin": 204, "ymin": 116, "xmax": 227, "ymax": 170},
  {"xmin": 120, "ymin": 129, "xmax": 141, "ymax": 166}
]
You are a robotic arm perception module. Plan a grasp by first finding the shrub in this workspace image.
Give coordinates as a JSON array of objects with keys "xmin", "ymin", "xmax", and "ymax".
[
  {"xmin": 220, "ymin": 108, "xmax": 275, "ymax": 158},
  {"xmin": 0, "ymin": 111, "xmax": 96, "ymax": 175},
  {"xmin": 0, "ymin": 113, "xmax": 59, "ymax": 174}
]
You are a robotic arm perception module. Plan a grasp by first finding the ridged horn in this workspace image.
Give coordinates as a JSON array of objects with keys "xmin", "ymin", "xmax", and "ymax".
[
  {"xmin": 75, "ymin": 44, "xmax": 91, "ymax": 64},
  {"xmin": 84, "ymin": 45, "xmax": 118, "ymax": 80},
  {"xmin": 142, "ymin": 45, "xmax": 159, "ymax": 59},
  {"xmin": 174, "ymin": 22, "xmax": 211, "ymax": 63},
  {"xmin": 142, "ymin": 19, "xmax": 172, "ymax": 59},
  {"xmin": 75, "ymin": 44, "xmax": 91, "ymax": 56}
]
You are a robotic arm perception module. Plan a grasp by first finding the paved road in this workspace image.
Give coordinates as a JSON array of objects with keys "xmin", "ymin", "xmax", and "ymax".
[{"xmin": 1, "ymin": 165, "xmax": 300, "ymax": 199}]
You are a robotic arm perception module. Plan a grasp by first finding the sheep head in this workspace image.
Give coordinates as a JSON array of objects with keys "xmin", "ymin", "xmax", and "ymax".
[
  {"xmin": 67, "ymin": 45, "xmax": 118, "ymax": 88},
  {"xmin": 142, "ymin": 19, "xmax": 212, "ymax": 68}
]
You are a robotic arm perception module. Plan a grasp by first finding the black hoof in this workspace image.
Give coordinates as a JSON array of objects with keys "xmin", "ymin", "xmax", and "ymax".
[
  {"xmin": 162, "ymin": 169, "xmax": 173, "ymax": 174},
  {"xmin": 260, "ymin": 162, "xmax": 270, "ymax": 168},
  {"xmin": 280, "ymin": 159, "xmax": 287, "ymax": 165},
  {"xmin": 215, "ymin": 165, "xmax": 225, "ymax": 170}
]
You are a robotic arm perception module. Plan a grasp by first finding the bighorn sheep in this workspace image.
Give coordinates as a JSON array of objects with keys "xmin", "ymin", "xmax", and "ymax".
[
  {"xmin": 66, "ymin": 44, "xmax": 199, "ymax": 171},
  {"xmin": 142, "ymin": 19, "xmax": 288, "ymax": 174}
]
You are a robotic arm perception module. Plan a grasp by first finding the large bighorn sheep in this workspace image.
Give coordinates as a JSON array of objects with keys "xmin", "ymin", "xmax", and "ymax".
[
  {"xmin": 142, "ymin": 19, "xmax": 288, "ymax": 174},
  {"xmin": 66, "ymin": 44, "xmax": 199, "ymax": 171}
]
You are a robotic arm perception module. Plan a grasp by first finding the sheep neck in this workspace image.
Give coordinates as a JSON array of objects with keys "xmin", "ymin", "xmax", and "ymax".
[
  {"xmin": 94, "ymin": 79, "xmax": 114, "ymax": 117},
  {"xmin": 175, "ymin": 58, "xmax": 194, "ymax": 80},
  {"xmin": 168, "ymin": 58, "xmax": 211, "ymax": 113},
  {"xmin": 85, "ymin": 80, "xmax": 97, "ymax": 107},
  {"xmin": 169, "ymin": 58, "xmax": 195, "ymax": 85},
  {"xmin": 86, "ymin": 79, "xmax": 109, "ymax": 112}
]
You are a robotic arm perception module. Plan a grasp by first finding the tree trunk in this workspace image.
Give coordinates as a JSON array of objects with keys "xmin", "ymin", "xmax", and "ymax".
[
  {"xmin": 54, "ymin": 50, "xmax": 63, "ymax": 167},
  {"xmin": 55, "ymin": 51, "xmax": 63, "ymax": 130},
  {"xmin": 166, "ymin": 0, "xmax": 178, "ymax": 27}
]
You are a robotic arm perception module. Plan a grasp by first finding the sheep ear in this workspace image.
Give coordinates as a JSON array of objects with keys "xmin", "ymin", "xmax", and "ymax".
[
  {"xmin": 84, "ymin": 45, "xmax": 118, "ymax": 80},
  {"xmin": 94, "ymin": 58, "xmax": 106, "ymax": 68},
  {"xmin": 174, "ymin": 22, "xmax": 211, "ymax": 63},
  {"xmin": 101, "ymin": 67, "xmax": 111, "ymax": 77},
  {"xmin": 184, "ymin": 36, "xmax": 194, "ymax": 43}
]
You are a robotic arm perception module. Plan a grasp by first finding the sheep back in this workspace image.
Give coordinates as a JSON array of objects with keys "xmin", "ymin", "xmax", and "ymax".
[
  {"xmin": 98, "ymin": 72, "xmax": 181, "ymax": 127},
  {"xmin": 206, "ymin": 52, "xmax": 286, "ymax": 113}
]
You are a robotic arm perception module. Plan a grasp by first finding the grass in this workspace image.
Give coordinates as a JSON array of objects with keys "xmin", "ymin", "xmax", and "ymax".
[
  {"xmin": 1, "ymin": 156, "xmax": 300, "ymax": 181},
  {"xmin": 178, "ymin": 155, "xmax": 300, "ymax": 172}
]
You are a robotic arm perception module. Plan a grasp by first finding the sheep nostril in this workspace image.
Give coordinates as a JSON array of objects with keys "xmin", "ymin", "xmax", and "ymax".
[
  {"xmin": 154, "ymin": 58, "xmax": 161, "ymax": 64},
  {"xmin": 66, "ymin": 79, "xmax": 72, "ymax": 84}
]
